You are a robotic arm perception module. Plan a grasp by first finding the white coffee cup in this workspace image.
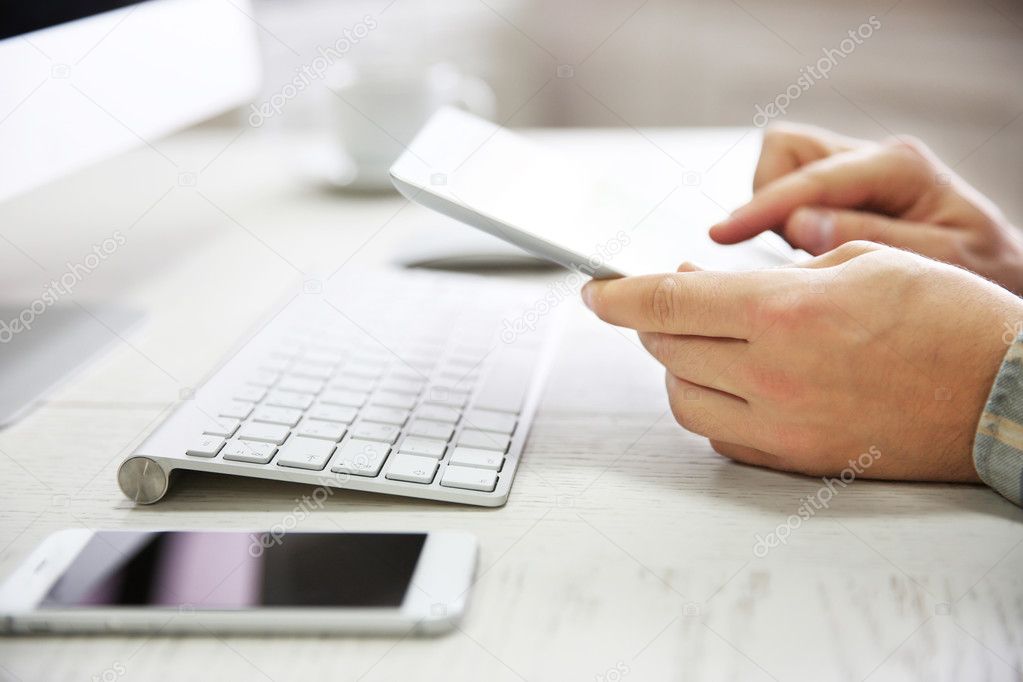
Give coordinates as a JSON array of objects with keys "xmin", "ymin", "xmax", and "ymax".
[{"xmin": 325, "ymin": 61, "xmax": 496, "ymax": 191}]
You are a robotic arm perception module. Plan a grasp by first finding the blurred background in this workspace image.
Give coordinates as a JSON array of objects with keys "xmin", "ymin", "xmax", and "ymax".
[{"xmin": 236, "ymin": 0, "xmax": 1023, "ymax": 218}]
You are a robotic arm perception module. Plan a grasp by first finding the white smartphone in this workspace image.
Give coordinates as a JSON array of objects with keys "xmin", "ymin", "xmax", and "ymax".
[
  {"xmin": 390, "ymin": 107, "xmax": 796, "ymax": 278},
  {"xmin": 0, "ymin": 529, "xmax": 477, "ymax": 635}
]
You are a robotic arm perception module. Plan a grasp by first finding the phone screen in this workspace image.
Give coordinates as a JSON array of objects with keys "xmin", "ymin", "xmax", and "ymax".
[{"xmin": 40, "ymin": 531, "xmax": 426, "ymax": 609}]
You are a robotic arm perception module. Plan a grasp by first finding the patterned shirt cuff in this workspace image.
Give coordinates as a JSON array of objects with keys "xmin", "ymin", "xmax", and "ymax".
[{"xmin": 973, "ymin": 332, "xmax": 1023, "ymax": 507}]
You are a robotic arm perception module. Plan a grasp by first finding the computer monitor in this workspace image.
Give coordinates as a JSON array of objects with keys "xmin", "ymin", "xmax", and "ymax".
[{"xmin": 0, "ymin": 0, "xmax": 261, "ymax": 425}]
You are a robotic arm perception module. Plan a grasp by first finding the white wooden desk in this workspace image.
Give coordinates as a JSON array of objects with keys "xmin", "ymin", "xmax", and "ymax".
[{"xmin": 0, "ymin": 126, "xmax": 1020, "ymax": 682}]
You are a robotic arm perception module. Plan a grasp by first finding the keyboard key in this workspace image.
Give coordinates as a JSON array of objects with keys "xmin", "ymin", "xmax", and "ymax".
[
  {"xmin": 219, "ymin": 400, "xmax": 254, "ymax": 420},
  {"xmin": 449, "ymin": 447, "xmax": 504, "ymax": 471},
  {"xmin": 202, "ymin": 417, "xmax": 239, "ymax": 438},
  {"xmin": 270, "ymin": 345, "xmax": 303, "ymax": 360},
  {"xmin": 344, "ymin": 363, "xmax": 385, "ymax": 379},
  {"xmin": 276, "ymin": 437, "xmax": 336, "ymax": 471},
  {"xmin": 441, "ymin": 465, "xmax": 498, "ymax": 492},
  {"xmin": 361, "ymin": 406, "xmax": 410, "ymax": 426},
  {"xmin": 398, "ymin": 436, "xmax": 446, "ymax": 459},
  {"xmin": 414, "ymin": 405, "xmax": 460, "ymax": 425},
  {"xmin": 439, "ymin": 366, "xmax": 480, "ymax": 382},
  {"xmin": 320, "ymin": 389, "xmax": 368, "ymax": 407},
  {"xmin": 331, "ymin": 439, "xmax": 389, "ymax": 476},
  {"xmin": 222, "ymin": 439, "xmax": 276, "ymax": 464},
  {"xmin": 407, "ymin": 420, "xmax": 454, "ymax": 442},
  {"xmin": 247, "ymin": 369, "xmax": 281, "ymax": 387},
  {"xmin": 447, "ymin": 351, "xmax": 488, "ymax": 367},
  {"xmin": 303, "ymin": 350, "xmax": 343, "ymax": 366},
  {"xmin": 349, "ymin": 422, "xmax": 400, "ymax": 444},
  {"xmin": 401, "ymin": 356, "xmax": 435, "ymax": 371},
  {"xmin": 277, "ymin": 376, "xmax": 323, "ymax": 394},
  {"xmin": 237, "ymin": 422, "xmax": 290, "ymax": 445},
  {"xmin": 386, "ymin": 454, "xmax": 438, "ymax": 484},
  {"xmin": 186, "ymin": 435, "xmax": 225, "ymax": 458},
  {"xmin": 265, "ymin": 390, "xmax": 314, "ymax": 410},
  {"xmin": 328, "ymin": 376, "xmax": 375, "ymax": 393},
  {"xmin": 378, "ymin": 377, "xmax": 424, "ymax": 395},
  {"xmin": 424, "ymin": 386, "xmax": 469, "ymax": 407},
  {"xmin": 464, "ymin": 409, "xmax": 516, "ymax": 435},
  {"xmin": 235, "ymin": 385, "xmax": 267, "ymax": 402},
  {"xmin": 457, "ymin": 429, "xmax": 510, "ymax": 453},
  {"xmin": 252, "ymin": 405, "xmax": 303, "ymax": 427},
  {"xmin": 371, "ymin": 391, "xmax": 416, "ymax": 410},
  {"xmin": 290, "ymin": 362, "xmax": 332, "ymax": 380},
  {"xmin": 351, "ymin": 350, "xmax": 390, "ymax": 365},
  {"xmin": 261, "ymin": 357, "xmax": 290, "ymax": 372},
  {"xmin": 307, "ymin": 403, "xmax": 358, "ymax": 424},
  {"xmin": 295, "ymin": 419, "xmax": 346, "ymax": 442},
  {"xmin": 389, "ymin": 367, "xmax": 426, "ymax": 382}
]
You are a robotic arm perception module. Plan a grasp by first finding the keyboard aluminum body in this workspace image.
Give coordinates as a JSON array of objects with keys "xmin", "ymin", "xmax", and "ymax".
[{"xmin": 118, "ymin": 267, "xmax": 561, "ymax": 506}]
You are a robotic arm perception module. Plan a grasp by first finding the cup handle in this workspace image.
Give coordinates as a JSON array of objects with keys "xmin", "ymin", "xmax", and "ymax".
[{"xmin": 454, "ymin": 76, "xmax": 497, "ymax": 120}]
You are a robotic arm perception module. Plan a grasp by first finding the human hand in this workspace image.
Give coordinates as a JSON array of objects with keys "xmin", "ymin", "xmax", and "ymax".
[
  {"xmin": 582, "ymin": 243, "xmax": 1023, "ymax": 482},
  {"xmin": 709, "ymin": 123, "xmax": 1023, "ymax": 296}
]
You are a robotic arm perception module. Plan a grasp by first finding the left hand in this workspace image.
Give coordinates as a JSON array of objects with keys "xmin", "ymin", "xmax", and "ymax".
[
  {"xmin": 581, "ymin": 242, "xmax": 1023, "ymax": 482},
  {"xmin": 709, "ymin": 123, "xmax": 1023, "ymax": 296}
]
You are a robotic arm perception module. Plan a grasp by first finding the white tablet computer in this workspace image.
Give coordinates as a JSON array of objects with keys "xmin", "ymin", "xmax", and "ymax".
[{"xmin": 389, "ymin": 107, "xmax": 796, "ymax": 278}]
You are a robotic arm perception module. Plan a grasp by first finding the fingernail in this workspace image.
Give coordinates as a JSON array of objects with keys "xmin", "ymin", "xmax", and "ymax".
[
  {"xmin": 790, "ymin": 208, "xmax": 834, "ymax": 253},
  {"xmin": 581, "ymin": 283, "xmax": 594, "ymax": 309}
]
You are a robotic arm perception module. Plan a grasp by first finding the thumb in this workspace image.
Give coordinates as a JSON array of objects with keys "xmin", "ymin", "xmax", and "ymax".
[
  {"xmin": 676, "ymin": 261, "xmax": 705, "ymax": 273},
  {"xmin": 783, "ymin": 207, "xmax": 956, "ymax": 256}
]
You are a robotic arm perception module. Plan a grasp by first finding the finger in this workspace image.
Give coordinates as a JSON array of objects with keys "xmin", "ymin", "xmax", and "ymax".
[
  {"xmin": 753, "ymin": 123, "xmax": 866, "ymax": 191},
  {"xmin": 782, "ymin": 207, "xmax": 962, "ymax": 258},
  {"xmin": 665, "ymin": 374, "xmax": 757, "ymax": 447},
  {"xmin": 582, "ymin": 271, "xmax": 766, "ymax": 338},
  {"xmin": 708, "ymin": 439, "xmax": 780, "ymax": 468},
  {"xmin": 710, "ymin": 145, "xmax": 924, "ymax": 244},
  {"xmin": 781, "ymin": 240, "xmax": 883, "ymax": 269},
  {"xmin": 640, "ymin": 332, "xmax": 749, "ymax": 398}
]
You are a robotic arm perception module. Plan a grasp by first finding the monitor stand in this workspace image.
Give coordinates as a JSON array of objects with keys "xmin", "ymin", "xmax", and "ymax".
[{"xmin": 0, "ymin": 304, "xmax": 145, "ymax": 427}]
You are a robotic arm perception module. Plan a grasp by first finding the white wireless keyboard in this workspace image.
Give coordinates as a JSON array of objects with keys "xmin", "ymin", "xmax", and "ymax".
[{"xmin": 118, "ymin": 267, "xmax": 560, "ymax": 507}]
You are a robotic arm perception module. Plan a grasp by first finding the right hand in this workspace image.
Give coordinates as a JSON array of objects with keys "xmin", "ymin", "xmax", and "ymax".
[
  {"xmin": 583, "ymin": 242, "xmax": 1023, "ymax": 483},
  {"xmin": 709, "ymin": 123, "xmax": 1023, "ymax": 296}
]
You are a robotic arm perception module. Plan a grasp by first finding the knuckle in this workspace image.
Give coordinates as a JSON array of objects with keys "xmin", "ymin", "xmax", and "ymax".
[
  {"xmin": 666, "ymin": 381, "xmax": 710, "ymax": 433},
  {"xmin": 751, "ymin": 287, "xmax": 814, "ymax": 331},
  {"xmin": 833, "ymin": 239, "xmax": 881, "ymax": 258},
  {"xmin": 649, "ymin": 275, "xmax": 682, "ymax": 329},
  {"xmin": 751, "ymin": 283, "xmax": 837, "ymax": 339},
  {"xmin": 763, "ymin": 121, "xmax": 808, "ymax": 142},
  {"xmin": 797, "ymin": 167, "xmax": 831, "ymax": 201},
  {"xmin": 882, "ymin": 136, "xmax": 935, "ymax": 174},
  {"xmin": 883, "ymin": 134, "xmax": 927, "ymax": 155},
  {"xmin": 671, "ymin": 401, "xmax": 714, "ymax": 436}
]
